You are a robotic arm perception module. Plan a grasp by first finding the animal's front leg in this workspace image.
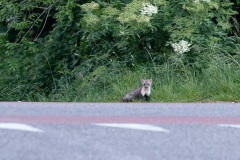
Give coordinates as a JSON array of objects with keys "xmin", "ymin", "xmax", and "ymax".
[{"xmin": 144, "ymin": 95, "xmax": 150, "ymax": 102}]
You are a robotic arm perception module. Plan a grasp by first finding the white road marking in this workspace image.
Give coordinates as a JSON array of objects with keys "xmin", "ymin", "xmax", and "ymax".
[
  {"xmin": 94, "ymin": 123, "xmax": 169, "ymax": 132},
  {"xmin": 218, "ymin": 124, "xmax": 240, "ymax": 129},
  {"xmin": 0, "ymin": 123, "xmax": 43, "ymax": 132}
]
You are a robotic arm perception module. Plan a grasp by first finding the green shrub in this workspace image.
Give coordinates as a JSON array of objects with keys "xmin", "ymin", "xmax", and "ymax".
[{"xmin": 0, "ymin": 0, "xmax": 240, "ymax": 101}]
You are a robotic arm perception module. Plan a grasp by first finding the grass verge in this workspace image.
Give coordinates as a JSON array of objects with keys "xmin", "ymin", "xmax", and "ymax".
[{"xmin": 36, "ymin": 62, "xmax": 240, "ymax": 102}]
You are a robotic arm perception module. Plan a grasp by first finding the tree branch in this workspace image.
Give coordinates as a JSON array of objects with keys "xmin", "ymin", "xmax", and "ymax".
[{"xmin": 20, "ymin": 0, "xmax": 61, "ymax": 42}]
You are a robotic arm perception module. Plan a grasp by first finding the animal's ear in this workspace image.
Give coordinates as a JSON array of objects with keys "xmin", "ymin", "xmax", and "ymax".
[
  {"xmin": 148, "ymin": 79, "xmax": 152, "ymax": 84},
  {"xmin": 141, "ymin": 79, "xmax": 145, "ymax": 84}
]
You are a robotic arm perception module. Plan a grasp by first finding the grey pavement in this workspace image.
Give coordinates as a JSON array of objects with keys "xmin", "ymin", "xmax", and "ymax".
[{"xmin": 0, "ymin": 102, "xmax": 240, "ymax": 160}]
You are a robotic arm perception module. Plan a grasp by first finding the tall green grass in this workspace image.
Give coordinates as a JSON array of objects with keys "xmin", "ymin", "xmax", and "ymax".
[{"xmin": 30, "ymin": 60, "xmax": 240, "ymax": 102}]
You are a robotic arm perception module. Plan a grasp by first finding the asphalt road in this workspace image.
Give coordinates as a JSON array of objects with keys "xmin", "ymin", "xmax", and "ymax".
[{"xmin": 0, "ymin": 102, "xmax": 240, "ymax": 160}]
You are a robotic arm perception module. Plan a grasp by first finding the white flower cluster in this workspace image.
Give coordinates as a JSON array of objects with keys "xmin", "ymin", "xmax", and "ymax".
[
  {"xmin": 136, "ymin": 15, "xmax": 151, "ymax": 23},
  {"xmin": 139, "ymin": 3, "xmax": 158, "ymax": 16},
  {"xmin": 171, "ymin": 40, "xmax": 191, "ymax": 54},
  {"xmin": 194, "ymin": 0, "xmax": 210, "ymax": 3},
  {"xmin": 81, "ymin": 1, "xmax": 100, "ymax": 12}
]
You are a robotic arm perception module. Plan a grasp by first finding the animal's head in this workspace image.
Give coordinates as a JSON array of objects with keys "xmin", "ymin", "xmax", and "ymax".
[{"xmin": 141, "ymin": 79, "xmax": 152, "ymax": 88}]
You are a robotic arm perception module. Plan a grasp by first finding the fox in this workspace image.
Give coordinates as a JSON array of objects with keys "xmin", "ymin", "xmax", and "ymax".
[{"xmin": 122, "ymin": 79, "xmax": 152, "ymax": 102}]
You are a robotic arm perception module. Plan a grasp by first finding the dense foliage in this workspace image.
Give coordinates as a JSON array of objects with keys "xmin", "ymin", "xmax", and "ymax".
[{"xmin": 0, "ymin": 0, "xmax": 240, "ymax": 101}]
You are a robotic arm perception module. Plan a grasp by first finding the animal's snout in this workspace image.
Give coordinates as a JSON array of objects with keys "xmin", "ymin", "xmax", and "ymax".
[{"xmin": 143, "ymin": 83, "xmax": 150, "ymax": 88}]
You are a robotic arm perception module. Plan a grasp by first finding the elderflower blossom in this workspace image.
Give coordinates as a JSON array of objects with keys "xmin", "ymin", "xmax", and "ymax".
[
  {"xmin": 194, "ymin": 0, "xmax": 210, "ymax": 3},
  {"xmin": 81, "ymin": 1, "xmax": 100, "ymax": 12},
  {"xmin": 84, "ymin": 14, "xmax": 99, "ymax": 25},
  {"xmin": 136, "ymin": 15, "xmax": 151, "ymax": 23},
  {"xmin": 139, "ymin": 3, "xmax": 158, "ymax": 16},
  {"xmin": 171, "ymin": 40, "xmax": 191, "ymax": 54}
]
